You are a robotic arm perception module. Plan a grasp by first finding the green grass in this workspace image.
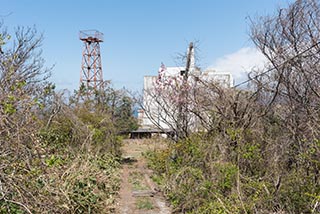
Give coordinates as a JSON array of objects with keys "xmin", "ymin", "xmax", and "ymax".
[
  {"xmin": 129, "ymin": 171, "xmax": 149, "ymax": 191},
  {"xmin": 151, "ymin": 174, "xmax": 164, "ymax": 186},
  {"xmin": 136, "ymin": 197, "xmax": 154, "ymax": 210}
]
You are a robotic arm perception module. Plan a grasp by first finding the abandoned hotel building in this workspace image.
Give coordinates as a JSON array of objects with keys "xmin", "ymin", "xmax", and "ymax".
[{"xmin": 132, "ymin": 47, "xmax": 234, "ymax": 138}]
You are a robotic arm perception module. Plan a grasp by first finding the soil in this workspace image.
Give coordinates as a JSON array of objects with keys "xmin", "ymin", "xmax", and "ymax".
[{"xmin": 117, "ymin": 139, "xmax": 172, "ymax": 214}]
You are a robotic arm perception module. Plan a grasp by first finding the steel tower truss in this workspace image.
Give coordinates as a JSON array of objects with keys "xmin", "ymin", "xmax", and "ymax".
[{"xmin": 79, "ymin": 30, "xmax": 104, "ymax": 97}]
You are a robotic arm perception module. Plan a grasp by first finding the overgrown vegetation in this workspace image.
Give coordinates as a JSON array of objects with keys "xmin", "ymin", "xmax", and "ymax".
[
  {"xmin": 144, "ymin": 0, "xmax": 320, "ymax": 213},
  {"xmin": 0, "ymin": 24, "xmax": 137, "ymax": 213}
]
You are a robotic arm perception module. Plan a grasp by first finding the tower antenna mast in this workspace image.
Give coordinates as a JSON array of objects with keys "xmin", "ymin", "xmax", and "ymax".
[{"xmin": 79, "ymin": 30, "xmax": 104, "ymax": 98}]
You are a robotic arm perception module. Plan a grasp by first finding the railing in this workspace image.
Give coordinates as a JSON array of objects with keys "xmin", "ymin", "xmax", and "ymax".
[{"xmin": 79, "ymin": 30, "xmax": 104, "ymax": 42}]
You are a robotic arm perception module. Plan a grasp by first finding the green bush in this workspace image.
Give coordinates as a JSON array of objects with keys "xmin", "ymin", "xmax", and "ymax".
[{"xmin": 145, "ymin": 130, "xmax": 320, "ymax": 213}]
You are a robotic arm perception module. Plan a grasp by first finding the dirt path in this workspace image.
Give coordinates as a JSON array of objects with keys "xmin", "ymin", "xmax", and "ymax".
[{"xmin": 117, "ymin": 139, "xmax": 171, "ymax": 214}]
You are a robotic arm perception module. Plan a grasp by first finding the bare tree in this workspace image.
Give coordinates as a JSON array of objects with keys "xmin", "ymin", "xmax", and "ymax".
[
  {"xmin": 0, "ymin": 25, "xmax": 53, "ymax": 213},
  {"xmin": 249, "ymin": 0, "xmax": 320, "ymax": 211},
  {"xmin": 250, "ymin": 0, "xmax": 320, "ymax": 139}
]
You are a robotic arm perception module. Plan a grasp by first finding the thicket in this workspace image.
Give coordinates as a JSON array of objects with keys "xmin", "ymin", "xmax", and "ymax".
[
  {"xmin": 145, "ymin": 0, "xmax": 320, "ymax": 213},
  {"xmin": 0, "ymin": 25, "xmax": 137, "ymax": 213}
]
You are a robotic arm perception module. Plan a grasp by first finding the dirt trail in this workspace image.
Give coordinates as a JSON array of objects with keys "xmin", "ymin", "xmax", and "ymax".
[{"xmin": 117, "ymin": 139, "xmax": 171, "ymax": 214}]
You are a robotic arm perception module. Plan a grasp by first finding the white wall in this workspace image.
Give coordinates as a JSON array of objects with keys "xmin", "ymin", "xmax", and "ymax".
[{"xmin": 140, "ymin": 67, "xmax": 234, "ymax": 131}]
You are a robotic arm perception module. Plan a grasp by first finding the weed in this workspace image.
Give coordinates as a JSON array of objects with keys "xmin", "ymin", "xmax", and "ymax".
[
  {"xmin": 129, "ymin": 171, "xmax": 148, "ymax": 191},
  {"xmin": 136, "ymin": 197, "xmax": 154, "ymax": 210}
]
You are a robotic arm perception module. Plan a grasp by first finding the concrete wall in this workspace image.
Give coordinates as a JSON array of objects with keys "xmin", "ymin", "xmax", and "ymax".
[{"xmin": 140, "ymin": 67, "xmax": 234, "ymax": 131}]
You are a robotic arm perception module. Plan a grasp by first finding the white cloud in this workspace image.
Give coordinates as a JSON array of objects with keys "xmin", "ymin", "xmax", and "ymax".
[{"xmin": 209, "ymin": 47, "xmax": 267, "ymax": 84}]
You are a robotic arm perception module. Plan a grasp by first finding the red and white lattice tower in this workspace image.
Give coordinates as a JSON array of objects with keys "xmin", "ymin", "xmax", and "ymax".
[{"xmin": 79, "ymin": 30, "xmax": 104, "ymax": 96}]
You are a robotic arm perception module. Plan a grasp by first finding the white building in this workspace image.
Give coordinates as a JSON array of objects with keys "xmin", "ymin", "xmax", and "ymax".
[{"xmin": 136, "ymin": 49, "xmax": 234, "ymax": 137}]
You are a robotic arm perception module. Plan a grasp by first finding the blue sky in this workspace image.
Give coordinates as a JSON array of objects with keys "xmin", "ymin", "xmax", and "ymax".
[{"xmin": 1, "ymin": 0, "xmax": 293, "ymax": 92}]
